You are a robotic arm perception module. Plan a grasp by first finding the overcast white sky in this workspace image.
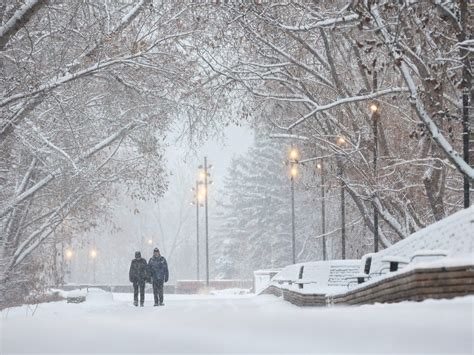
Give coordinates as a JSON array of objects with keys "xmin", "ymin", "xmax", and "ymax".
[{"xmin": 166, "ymin": 124, "xmax": 255, "ymax": 193}]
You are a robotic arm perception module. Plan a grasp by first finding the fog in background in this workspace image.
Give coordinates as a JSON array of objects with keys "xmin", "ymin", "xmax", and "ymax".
[{"xmin": 66, "ymin": 124, "xmax": 254, "ymax": 285}]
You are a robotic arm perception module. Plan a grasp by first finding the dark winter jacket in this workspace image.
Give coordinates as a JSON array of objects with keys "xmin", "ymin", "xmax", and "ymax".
[
  {"xmin": 148, "ymin": 256, "xmax": 169, "ymax": 282},
  {"xmin": 129, "ymin": 257, "xmax": 148, "ymax": 284}
]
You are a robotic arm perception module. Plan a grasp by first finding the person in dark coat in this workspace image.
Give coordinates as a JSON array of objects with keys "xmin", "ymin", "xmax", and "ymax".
[
  {"xmin": 129, "ymin": 251, "xmax": 148, "ymax": 306},
  {"xmin": 148, "ymin": 248, "xmax": 169, "ymax": 306}
]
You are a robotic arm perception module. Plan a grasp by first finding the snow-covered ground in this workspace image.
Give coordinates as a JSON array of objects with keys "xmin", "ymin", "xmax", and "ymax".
[{"xmin": 1, "ymin": 293, "xmax": 473, "ymax": 354}]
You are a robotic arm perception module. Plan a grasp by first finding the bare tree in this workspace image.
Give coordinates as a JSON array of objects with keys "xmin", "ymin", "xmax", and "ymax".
[
  {"xmin": 198, "ymin": 1, "xmax": 470, "ymax": 251},
  {"xmin": 0, "ymin": 0, "xmax": 208, "ymax": 304}
]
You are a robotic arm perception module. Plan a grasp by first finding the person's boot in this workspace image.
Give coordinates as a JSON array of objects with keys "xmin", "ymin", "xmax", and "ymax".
[
  {"xmin": 134, "ymin": 301, "xmax": 138, "ymax": 307},
  {"xmin": 154, "ymin": 303, "xmax": 159, "ymax": 306},
  {"xmin": 140, "ymin": 303, "xmax": 144, "ymax": 307}
]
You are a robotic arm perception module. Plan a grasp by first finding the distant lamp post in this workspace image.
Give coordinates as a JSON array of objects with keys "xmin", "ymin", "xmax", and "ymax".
[
  {"xmin": 90, "ymin": 248, "xmax": 97, "ymax": 284},
  {"xmin": 288, "ymin": 146, "xmax": 299, "ymax": 264},
  {"xmin": 198, "ymin": 157, "xmax": 212, "ymax": 287},
  {"xmin": 191, "ymin": 178, "xmax": 205, "ymax": 282},
  {"xmin": 336, "ymin": 135, "xmax": 346, "ymax": 260},
  {"xmin": 63, "ymin": 248, "xmax": 73, "ymax": 284},
  {"xmin": 316, "ymin": 161, "xmax": 327, "ymax": 260},
  {"xmin": 370, "ymin": 102, "xmax": 380, "ymax": 253}
]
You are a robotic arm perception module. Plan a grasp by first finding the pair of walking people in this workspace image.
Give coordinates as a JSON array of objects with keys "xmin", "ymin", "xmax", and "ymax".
[{"xmin": 129, "ymin": 248, "xmax": 169, "ymax": 307}]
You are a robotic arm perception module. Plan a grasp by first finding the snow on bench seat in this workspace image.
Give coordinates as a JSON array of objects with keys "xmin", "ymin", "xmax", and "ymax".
[
  {"xmin": 381, "ymin": 255, "xmax": 410, "ymax": 264},
  {"xmin": 269, "ymin": 260, "xmax": 360, "ymax": 295}
]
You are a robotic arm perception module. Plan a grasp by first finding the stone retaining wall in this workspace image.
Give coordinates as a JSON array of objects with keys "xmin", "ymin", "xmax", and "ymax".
[
  {"xmin": 330, "ymin": 265, "xmax": 474, "ymax": 305},
  {"xmin": 261, "ymin": 265, "xmax": 474, "ymax": 307}
]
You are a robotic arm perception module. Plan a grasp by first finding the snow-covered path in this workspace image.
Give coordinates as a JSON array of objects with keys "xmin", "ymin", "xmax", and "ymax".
[{"xmin": 1, "ymin": 294, "xmax": 473, "ymax": 354}]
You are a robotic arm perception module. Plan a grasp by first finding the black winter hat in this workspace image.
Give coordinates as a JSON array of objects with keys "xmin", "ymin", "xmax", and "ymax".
[
  {"xmin": 153, "ymin": 248, "xmax": 160, "ymax": 253},
  {"xmin": 135, "ymin": 251, "xmax": 141, "ymax": 258}
]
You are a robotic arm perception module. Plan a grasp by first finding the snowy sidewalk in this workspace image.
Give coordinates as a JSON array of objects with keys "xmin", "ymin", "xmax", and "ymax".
[{"xmin": 1, "ymin": 293, "xmax": 473, "ymax": 354}]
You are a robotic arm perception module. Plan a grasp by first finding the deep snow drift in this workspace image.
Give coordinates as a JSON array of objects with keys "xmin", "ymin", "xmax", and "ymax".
[{"xmin": 1, "ymin": 293, "xmax": 473, "ymax": 354}]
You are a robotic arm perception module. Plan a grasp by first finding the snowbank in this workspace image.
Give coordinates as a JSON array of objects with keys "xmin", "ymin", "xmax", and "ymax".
[
  {"xmin": 209, "ymin": 288, "xmax": 251, "ymax": 296},
  {"xmin": 86, "ymin": 287, "xmax": 114, "ymax": 304}
]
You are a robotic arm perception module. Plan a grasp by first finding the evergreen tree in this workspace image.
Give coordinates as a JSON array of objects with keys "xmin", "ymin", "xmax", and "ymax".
[{"xmin": 213, "ymin": 135, "xmax": 315, "ymax": 278}]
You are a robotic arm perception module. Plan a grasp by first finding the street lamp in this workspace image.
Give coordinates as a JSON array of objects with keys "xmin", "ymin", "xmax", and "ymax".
[
  {"xmin": 65, "ymin": 249, "xmax": 73, "ymax": 260},
  {"xmin": 371, "ymin": 102, "xmax": 380, "ymax": 253},
  {"xmin": 198, "ymin": 157, "xmax": 212, "ymax": 287},
  {"xmin": 90, "ymin": 248, "xmax": 97, "ymax": 284},
  {"xmin": 191, "ymin": 179, "xmax": 205, "ymax": 282},
  {"xmin": 290, "ymin": 165, "xmax": 298, "ymax": 178},
  {"xmin": 147, "ymin": 239, "xmax": 153, "ymax": 246},
  {"xmin": 290, "ymin": 148, "xmax": 299, "ymax": 161},
  {"xmin": 370, "ymin": 103, "xmax": 378, "ymax": 113},
  {"xmin": 336, "ymin": 135, "xmax": 346, "ymax": 146},
  {"xmin": 63, "ymin": 248, "xmax": 73, "ymax": 284},
  {"xmin": 336, "ymin": 135, "xmax": 346, "ymax": 260},
  {"xmin": 316, "ymin": 161, "xmax": 327, "ymax": 260},
  {"xmin": 288, "ymin": 146, "xmax": 299, "ymax": 264}
]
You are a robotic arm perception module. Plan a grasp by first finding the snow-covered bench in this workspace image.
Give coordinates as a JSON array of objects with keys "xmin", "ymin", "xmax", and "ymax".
[
  {"xmin": 263, "ymin": 260, "xmax": 360, "ymax": 305},
  {"xmin": 286, "ymin": 261, "xmax": 360, "ymax": 306},
  {"xmin": 375, "ymin": 249, "xmax": 447, "ymax": 277},
  {"xmin": 347, "ymin": 253, "xmax": 375, "ymax": 286}
]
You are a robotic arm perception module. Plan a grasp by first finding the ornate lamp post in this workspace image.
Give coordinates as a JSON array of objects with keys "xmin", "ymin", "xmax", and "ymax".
[
  {"xmin": 336, "ymin": 136, "xmax": 346, "ymax": 259},
  {"xmin": 370, "ymin": 102, "xmax": 380, "ymax": 252},
  {"xmin": 289, "ymin": 147, "xmax": 299, "ymax": 264},
  {"xmin": 191, "ymin": 179, "xmax": 205, "ymax": 281},
  {"xmin": 198, "ymin": 157, "xmax": 212, "ymax": 287},
  {"xmin": 90, "ymin": 248, "xmax": 98, "ymax": 284},
  {"xmin": 316, "ymin": 161, "xmax": 327, "ymax": 260}
]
